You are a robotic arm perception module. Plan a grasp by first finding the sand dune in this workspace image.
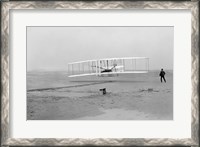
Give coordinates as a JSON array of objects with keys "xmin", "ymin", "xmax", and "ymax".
[{"xmin": 27, "ymin": 71, "xmax": 173, "ymax": 120}]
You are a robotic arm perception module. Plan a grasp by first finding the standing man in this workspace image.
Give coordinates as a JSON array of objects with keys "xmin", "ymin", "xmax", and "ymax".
[{"xmin": 159, "ymin": 68, "xmax": 166, "ymax": 83}]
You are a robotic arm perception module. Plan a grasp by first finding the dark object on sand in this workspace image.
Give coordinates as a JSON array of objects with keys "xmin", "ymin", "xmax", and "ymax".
[
  {"xmin": 148, "ymin": 88, "xmax": 153, "ymax": 92},
  {"xmin": 100, "ymin": 88, "xmax": 106, "ymax": 95},
  {"xmin": 139, "ymin": 88, "xmax": 159, "ymax": 93}
]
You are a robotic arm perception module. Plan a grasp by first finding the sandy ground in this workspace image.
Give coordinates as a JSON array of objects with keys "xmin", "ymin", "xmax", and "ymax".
[{"xmin": 27, "ymin": 75, "xmax": 173, "ymax": 120}]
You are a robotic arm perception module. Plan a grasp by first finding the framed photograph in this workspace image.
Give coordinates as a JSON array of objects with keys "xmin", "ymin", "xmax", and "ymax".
[{"xmin": 1, "ymin": 0, "xmax": 199, "ymax": 146}]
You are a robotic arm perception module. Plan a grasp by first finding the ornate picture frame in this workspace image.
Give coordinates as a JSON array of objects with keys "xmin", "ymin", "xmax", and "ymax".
[{"xmin": 1, "ymin": 1, "xmax": 199, "ymax": 146}]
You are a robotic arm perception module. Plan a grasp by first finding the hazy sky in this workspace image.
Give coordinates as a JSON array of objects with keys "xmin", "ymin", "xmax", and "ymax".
[{"xmin": 27, "ymin": 27, "xmax": 173, "ymax": 71}]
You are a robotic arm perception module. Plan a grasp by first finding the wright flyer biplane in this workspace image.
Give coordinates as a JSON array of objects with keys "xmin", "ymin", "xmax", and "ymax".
[{"xmin": 68, "ymin": 57, "xmax": 149, "ymax": 77}]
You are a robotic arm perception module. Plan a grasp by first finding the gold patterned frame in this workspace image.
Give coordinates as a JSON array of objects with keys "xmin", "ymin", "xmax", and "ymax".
[{"xmin": 1, "ymin": 1, "xmax": 199, "ymax": 146}]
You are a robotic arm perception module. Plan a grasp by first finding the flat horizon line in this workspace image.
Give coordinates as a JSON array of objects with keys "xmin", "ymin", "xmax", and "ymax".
[{"xmin": 27, "ymin": 69, "xmax": 173, "ymax": 72}]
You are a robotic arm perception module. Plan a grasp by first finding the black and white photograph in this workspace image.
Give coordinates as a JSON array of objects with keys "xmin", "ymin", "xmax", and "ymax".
[{"xmin": 27, "ymin": 26, "xmax": 173, "ymax": 120}]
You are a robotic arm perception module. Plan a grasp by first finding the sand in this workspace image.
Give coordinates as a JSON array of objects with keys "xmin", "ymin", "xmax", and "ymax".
[{"xmin": 27, "ymin": 71, "xmax": 173, "ymax": 120}]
